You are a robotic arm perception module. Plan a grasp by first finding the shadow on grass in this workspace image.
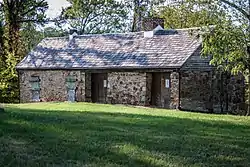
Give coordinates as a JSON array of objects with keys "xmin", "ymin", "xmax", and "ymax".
[{"xmin": 0, "ymin": 108, "xmax": 250, "ymax": 167}]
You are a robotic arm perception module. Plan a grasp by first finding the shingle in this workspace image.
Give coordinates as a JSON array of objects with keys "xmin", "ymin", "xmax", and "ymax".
[{"xmin": 16, "ymin": 29, "xmax": 202, "ymax": 69}]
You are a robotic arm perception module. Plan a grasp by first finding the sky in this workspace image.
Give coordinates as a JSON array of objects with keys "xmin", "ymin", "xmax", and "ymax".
[{"xmin": 46, "ymin": 0, "xmax": 70, "ymax": 18}]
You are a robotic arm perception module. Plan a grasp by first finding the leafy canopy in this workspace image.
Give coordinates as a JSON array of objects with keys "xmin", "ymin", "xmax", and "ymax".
[
  {"xmin": 60, "ymin": 0, "xmax": 129, "ymax": 34},
  {"xmin": 0, "ymin": 0, "xmax": 48, "ymax": 102},
  {"xmin": 157, "ymin": 0, "xmax": 223, "ymax": 29}
]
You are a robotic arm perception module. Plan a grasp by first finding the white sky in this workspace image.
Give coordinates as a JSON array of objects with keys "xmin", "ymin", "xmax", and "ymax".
[{"xmin": 46, "ymin": 0, "xmax": 70, "ymax": 18}]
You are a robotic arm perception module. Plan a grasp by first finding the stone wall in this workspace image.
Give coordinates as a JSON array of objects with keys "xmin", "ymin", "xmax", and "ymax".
[
  {"xmin": 19, "ymin": 70, "xmax": 85, "ymax": 102},
  {"xmin": 227, "ymin": 75, "xmax": 245, "ymax": 113},
  {"xmin": 145, "ymin": 73, "xmax": 152, "ymax": 106},
  {"xmin": 85, "ymin": 73, "xmax": 92, "ymax": 102},
  {"xmin": 19, "ymin": 69, "xmax": 245, "ymax": 114},
  {"xmin": 212, "ymin": 72, "xmax": 245, "ymax": 114},
  {"xmin": 107, "ymin": 72, "xmax": 148, "ymax": 105},
  {"xmin": 76, "ymin": 72, "xmax": 85, "ymax": 102},
  {"xmin": 170, "ymin": 72, "xmax": 179, "ymax": 109},
  {"xmin": 180, "ymin": 70, "xmax": 245, "ymax": 114},
  {"xmin": 180, "ymin": 71, "xmax": 212, "ymax": 112}
]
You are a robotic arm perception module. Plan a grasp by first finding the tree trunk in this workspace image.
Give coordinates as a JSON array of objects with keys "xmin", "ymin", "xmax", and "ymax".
[
  {"xmin": 247, "ymin": 0, "xmax": 250, "ymax": 116},
  {"xmin": 219, "ymin": 72, "xmax": 224, "ymax": 113},
  {"xmin": 132, "ymin": 12, "xmax": 137, "ymax": 32},
  {"xmin": 247, "ymin": 74, "xmax": 250, "ymax": 116},
  {"xmin": 225, "ymin": 72, "xmax": 229, "ymax": 113}
]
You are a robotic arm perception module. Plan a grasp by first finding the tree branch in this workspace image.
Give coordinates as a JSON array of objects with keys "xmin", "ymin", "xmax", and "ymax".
[
  {"xmin": 20, "ymin": 0, "xmax": 47, "ymax": 17},
  {"xmin": 220, "ymin": 0, "xmax": 250, "ymax": 19}
]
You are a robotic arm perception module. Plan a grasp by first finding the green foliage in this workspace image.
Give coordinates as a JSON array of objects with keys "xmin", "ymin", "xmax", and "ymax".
[
  {"xmin": 125, "ymin": 0, "xmax": 166, "ymax": 31},
  {"xmin": 0, "ymin": 0, "xmax": 48, "ymax": 103},
  {"xmin": 161, "ymin": 0, "xmax": 249, "ymax": 114},
  {"xmin": 202, "ymin": 22, "xmax": 248, "ymax": 74},
  {"xmin": 157, "ymin": 0, "xmax": 222, "ymax": 29},
  {"xmin": 60, "ymin": 0, "xmax": 129, "ymax": 34},
  {"xmin": 199, "ymin": 0, "xmax": 250, "ymax": 114},
  {"xmin": 21, "ymin": 23, "xmax": 44, "ymax": 54},
  {"xmin": 42, "ymin": 27, "xmax": 67, "ymax": 38},
  {"xmin": 157, "ymin": 0, "xmax": 249, "ymax": 114}
]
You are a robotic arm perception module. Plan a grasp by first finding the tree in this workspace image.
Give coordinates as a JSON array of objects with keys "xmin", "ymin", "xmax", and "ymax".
[
  {"xmin": 0, "ymin": 0, "xmax": 48, "ymax": 102},
  {"xmin": 199, "ymin": 0, "xmax": 250, "ymax": 115},
  {"xmin": 42, "ymin": 27, "xmax": 67, "ymax": 38},
  {"xmin": 59, "ymin": 0, "xmax": 128, "ymax": 34},
  {"xmin": 21, "ymin": 23, "xmax": 44, "ymax": 53},
  {"xmin": 125, "ymin": 0, "xmax": 166, "ymax": 31},
  {"xmin": 157, "ymin": 0, "xmax": 222, "ymax": 29},
  {"xmin": 1, "ymin": 0, "xmax": 48, "ymax": 62},
  {"xmin": 157, "ymin": 0, "xmax": 249, "ymax": 114}
]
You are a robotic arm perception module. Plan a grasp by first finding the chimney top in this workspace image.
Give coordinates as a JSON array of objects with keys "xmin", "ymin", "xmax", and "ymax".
[
  {"xmin": 69, "ymin": 29, "xmax": 78, "ymax": 35},
  {"xmin": 142, "ymin": 18, "xmax": 164, "ymax": 31},
  {"xmin": 69, "ymin": 29, "xmax": 78, "ymax": 41}
]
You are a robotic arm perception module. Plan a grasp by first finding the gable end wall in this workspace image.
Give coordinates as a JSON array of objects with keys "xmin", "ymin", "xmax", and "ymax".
[
  {"xmin": 180, "ymin": 70, "xmax": 245, "ymax": 114},
  {"xmin": 181, "ymin": 46, "xmax": 212, "ymax": 71}
]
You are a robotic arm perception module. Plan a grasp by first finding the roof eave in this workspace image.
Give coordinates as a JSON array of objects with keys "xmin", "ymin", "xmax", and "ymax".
[{"xmin": 16, "ymin": 66, "xmax": 181, "ymax": 71}]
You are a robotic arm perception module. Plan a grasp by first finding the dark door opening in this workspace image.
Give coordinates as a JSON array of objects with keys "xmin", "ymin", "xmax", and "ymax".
[
  {"xmin": 151, "ymin": 73, "xmax": 162, "ymax": 106},
  {"xmin": 91, "ymin": 73, "xmax": 107, "ymax": 103},
  {"xmin": 162, "ymin": 73, "xmax": 171, "ymax": 108}
]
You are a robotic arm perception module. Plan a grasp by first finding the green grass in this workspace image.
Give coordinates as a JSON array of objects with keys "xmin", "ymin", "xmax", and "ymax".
[{"xmin": 0, "ymin": 102, "xmax": 250, "ymax": 167}]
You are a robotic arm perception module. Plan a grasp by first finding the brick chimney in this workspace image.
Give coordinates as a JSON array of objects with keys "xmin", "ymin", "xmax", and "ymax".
[{"xmin": 142, "ymin": 18, "xmax": 164, "ymax": 31}]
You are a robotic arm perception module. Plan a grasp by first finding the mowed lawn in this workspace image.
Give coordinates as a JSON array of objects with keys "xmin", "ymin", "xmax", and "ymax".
[{"xmin": 0, "ymin": 103, "xmax": 250, "ymax": 167}]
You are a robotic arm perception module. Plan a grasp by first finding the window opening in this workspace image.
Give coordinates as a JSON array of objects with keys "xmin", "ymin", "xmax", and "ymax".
[
  {"xmin": 30, "ymin": 76, "xmax": 40, "ymax": 101},
  {"xmin": 66, "ymin": 75, "xmax": 76, "ymax": 102}
]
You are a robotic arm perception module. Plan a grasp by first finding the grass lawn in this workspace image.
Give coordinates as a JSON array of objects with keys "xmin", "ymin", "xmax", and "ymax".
[{"xmin": 0, "ymin": 103, "xmax": 250, "ymax": 167}]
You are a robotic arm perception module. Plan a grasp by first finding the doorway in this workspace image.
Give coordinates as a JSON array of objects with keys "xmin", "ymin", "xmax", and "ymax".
[
  {"xmin": 91, "ymin": 73, "xmax": 107, "ymax": 103},
  {"xmin": 151, "ymin": 72, "xmax": 171, "ymax": 108},
  {"xmin": 151, "ymin": 73, "xmax": 162, "ymax": 106}
]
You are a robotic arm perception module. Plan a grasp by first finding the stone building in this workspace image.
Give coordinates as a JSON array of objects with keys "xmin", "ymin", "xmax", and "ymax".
[{"xmin": 16, "ymin": 19, "xmax": 245, "ymax": 114}]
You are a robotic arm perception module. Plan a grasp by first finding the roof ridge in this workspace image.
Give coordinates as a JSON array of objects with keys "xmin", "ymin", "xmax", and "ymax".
[
  {"xmin": 41, "ymin": 26, "xmax": 212, "ymax": 41},
  {"xmin": 43, "ymin": 36, "xmax": 68, "ymax": 40},
  {"xmin": 176, "ymin": 25, "xmax": 216, "ymax": 31},
  {"xmin": 176, "ymin": 27, "xmax": 202, "ymax": 31},
  {"xmin": 41, "ymin": 32, "xmax": 143, "ymax": 40},
  {"xmin": 41, "ymin": 28, "xmax": 202, "ymax": 40},
  {"xmin": 76, "ymin": 31, "xmax": 142, "ymax": 37}
]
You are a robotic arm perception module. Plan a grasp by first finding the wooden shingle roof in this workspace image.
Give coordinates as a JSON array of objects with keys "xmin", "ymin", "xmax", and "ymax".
[{"xmin": 16, "ymin": 29, "xmax": 202, "ymax": 70}]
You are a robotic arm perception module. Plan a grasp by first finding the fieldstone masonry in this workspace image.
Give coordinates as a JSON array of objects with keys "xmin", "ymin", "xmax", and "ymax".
[
  {"xmin": 180, "ymin": 71, "xmax": 212, "ymax": 111},
  {"xmin": 107, "ymin": 72, "xmax": 149, "ymax": 105},
  {"xmin": 19, "ymin": 69, "xmax": 245, "ymax": 114},
  {"xmin": 180, "ymin": 70, "xmax": 245, "ymax": 114},
  {"xmin": 19, "ymin": 70, "xmax": 85, "ymax": 102},
  {"xmin": 85, "ymin": 73, "xmax": 92, "ymax": 102},
  {"xmin": 146, "ymin": 73, "xmax": 152, "ymax": 106},
  {"xmin": 170, "ymin": 72, "xmax": 180, "ymax": 109}
]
